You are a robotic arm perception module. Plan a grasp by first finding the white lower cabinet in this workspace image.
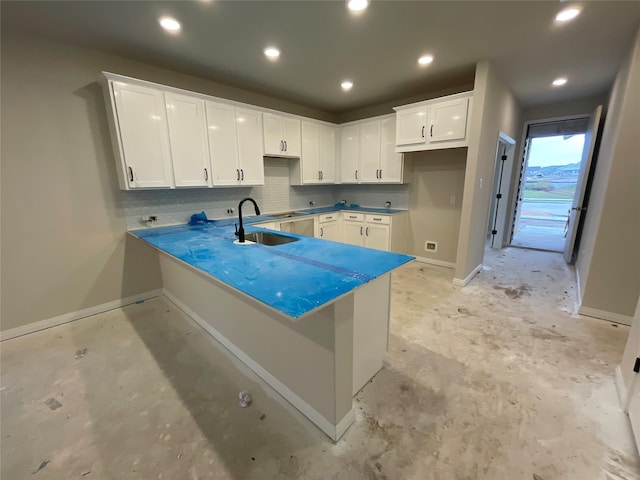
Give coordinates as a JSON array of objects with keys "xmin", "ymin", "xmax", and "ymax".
[
  {"xmin": 342, "ymin": 211, "xmax": 408, "ymax": 252},
  {"xmin": 315, "ymin": 213, "xmax": 341, "ymax": 241},
  {"xmin": 364, "ymin": 216, "xmax": 391, "ymax": 251},
  {"xmin": 342, "ymin": 212, "xmax": 365, "ymax": 247}
]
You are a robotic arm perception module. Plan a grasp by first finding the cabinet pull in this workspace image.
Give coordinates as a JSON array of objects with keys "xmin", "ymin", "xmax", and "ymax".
[
  {"xmin": 128, "ymin": 166, "xmax": 134, "ymax": 182},
  {"xmin": 379, "ymin": 169, "xmax": 382, "ymax": 179},
  {"xmin": 366, "ymin": 227, "xmax": 369, "ymax": 236},
  {"xmin": 326, "ymin": 216, "xmax": 333, "ymax": 220},
  {"xmin": 373, "ymin": 217, "xmax": 382, "ymax": 221},
  {"xmin": 355, "ymin": 170, "xmax": 358, "ymax": 180},
  {"xmin": 280, "ymin": 140, "xmax": 284, "ymax": 151},
  {"xmin": 320, "ymin": 227, "xmax": 324, "ymax": 237},
  {"xmin": 240, "ymin": 169, "xmax": 244, "ymax": 180},
  {"xmin": 318, "ymin": 171, "xmax": 321, "ymax": 180},
  {"xmin": 430, "ymin": 125, "xmax": 434, "ymax": 137},
  {"xmin": 204, "ymin": 168, "xmax": 208, "ymax": 181},
  {"xmin": 421, "ymin": 126, "xmax": 425, "ymax": 138},
  {"xmin": 349, "ymin": 215, "xmax": 357, "ymax": 219},
  {"xmin": 320, "ymin": 170, "xmax": 323, "ymax": 180},
  {"xmin": 236, "ymin": 169, "xmax": 240, "ymax": 181},
  {"xmin": 284, "ymin": 140, "xmax": 287, "ymax": 151},
  {"xmin": 360, "ymin": 226, "xmax": 363, "ymax": 235}
]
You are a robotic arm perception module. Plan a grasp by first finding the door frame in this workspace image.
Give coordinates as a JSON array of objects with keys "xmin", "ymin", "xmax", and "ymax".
[
  {"xmin": 487, "ymin": 132, "xmax": 516, "ymax": 249},
  {"xmin": 505, "ymin": 113, "xmax": 593, "ymax": 248}
]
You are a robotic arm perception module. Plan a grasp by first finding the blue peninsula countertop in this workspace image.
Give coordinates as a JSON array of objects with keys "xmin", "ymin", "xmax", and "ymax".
[{"xmin": 130, "ymin": 221, "xmax": 413, "ymax": 319}]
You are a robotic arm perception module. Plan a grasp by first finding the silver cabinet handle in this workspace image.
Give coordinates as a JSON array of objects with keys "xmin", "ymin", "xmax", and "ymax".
[
  {"xmin": 236, "ymin": 169, "xmax": 240, "ymax": 181},
  {"xmin": 128, "ymin": 166, "xmax": 134, "ymax": 182},
  {"xmin": 204, "ymin": 168, "xmax": 208, "ymax": 181},
  {"xmin": 240, "ymin": 169, "xmax": 244, "ymax": 180}
]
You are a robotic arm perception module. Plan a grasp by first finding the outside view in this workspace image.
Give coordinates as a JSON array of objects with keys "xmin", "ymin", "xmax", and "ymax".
[{"xmin": 511, "ymin": 134, "xmax": 585, "ymax": 252}]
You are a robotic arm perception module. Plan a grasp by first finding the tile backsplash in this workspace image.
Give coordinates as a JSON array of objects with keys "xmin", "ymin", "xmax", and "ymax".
[{"xmin": 123, "ymin": 158, "xmax": 409, "ymax": 229}]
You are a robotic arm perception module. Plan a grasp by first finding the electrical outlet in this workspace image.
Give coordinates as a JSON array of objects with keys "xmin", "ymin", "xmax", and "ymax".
[
  {"xmin": 425, "ymin": 241, "xmax": 438, "ymax": 252},
  {"xmin": 227, "ymin": 208, "xmax": 234, "ymax": 215}
]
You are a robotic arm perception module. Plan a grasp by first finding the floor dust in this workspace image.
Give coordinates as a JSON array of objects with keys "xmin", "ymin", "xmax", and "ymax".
[{"xmin": 1, "ymin": 247, "xmax": 638, "ymax": 479}]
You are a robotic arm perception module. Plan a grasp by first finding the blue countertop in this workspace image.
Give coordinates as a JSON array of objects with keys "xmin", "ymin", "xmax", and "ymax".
[{"xmin": 130, "ymin": 220, "xmax": 413, "ymax": 319}]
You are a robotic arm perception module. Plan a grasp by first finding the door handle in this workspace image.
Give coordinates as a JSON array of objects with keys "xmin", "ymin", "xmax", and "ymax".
[
  {"xmin": 236, "ymin": 169, "xmax": 240, "ymax": 181},
  {"xmin": 379, "ymin": 169, "xmax": 382, "ymax": 179},
  {"xmin": 360, "ymin": 226, "xmax": 363, "ymax": 235},
  {"xmin": 366, "ymin": 227, "xmax": 369, "ymax": 236},
  {"xmin": 128, "ymin": 166, "xmax": 134, "ymax": 182},
  {"xmin": 320, "ymin": 227, "xmax": 324, "ymax": 237},
  {"xmin": 280, "ymin": 140, "xmax": 284, "ymax": 151},
  {"xmin": 240, "ymin": 169, "xmax": 244, "ymax": 181},
  {"xmin": 204, "ymin": 168, "xmax": 208, "ymax": 181},
  {"xmin": 284, "ymin": 140, "xmax": 288, "ymax": 151},
  {"xmin": 421, "ymin": 126, "xmax": 425, "ymax": 138},
  {"xmin": 430, "ymin": 125, "xmax": 434, "ymax": 137},
  {"xmin": 355, "ymin": 169, "xmax": 358, "ymax": 180}
]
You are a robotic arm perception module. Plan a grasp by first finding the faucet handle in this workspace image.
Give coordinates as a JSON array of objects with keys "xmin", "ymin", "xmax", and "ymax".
[{"xmin": 234, "ymin": 224, "xmax": 239, "ymax": 236}]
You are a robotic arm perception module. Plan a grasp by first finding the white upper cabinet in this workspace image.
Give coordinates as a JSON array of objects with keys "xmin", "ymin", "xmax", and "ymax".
[
  {"xmin": 206, "ymin": 102, "xmax": 264, "ymax": 186},
  {"xmin": 339, "ymin": 124, "xmax": 360, "ymax": 183},
  {"xmin": 297, "ymin": 121, "xmax": 336, "ymax": 184},
  {"xmin": 339, "ymin": 115, "xmax": 404, "ymax": 184},
  {"xmin": 263, "ymin": 113, "xmax": 301, "ymax": 157},
  {"xmin": 394, "ymin": 92, "xmax": 473, "ymax": 153},
  {"xmin": 107, "ymin": 80, "xmax": 174, "ymax": 189},
  {"xmin": 165, "ymin": 93, "xmax": 211, "ymax": 187}
]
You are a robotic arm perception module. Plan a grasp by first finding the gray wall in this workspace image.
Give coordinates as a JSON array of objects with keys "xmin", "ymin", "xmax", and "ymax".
[
  {"xmin": 406, "ymin": 149, "xmax": 466, "ymax": 263},
  {"xmin": 576, "ymin": 26, "xmax": 640, "ymax": 319},
  {"xmin": 0, "ymin": 29, "xmax": 332, "ymax": 331},
  {"xmin": 455, "ymin": 61, "xmax": 522, "ymax": 282}
]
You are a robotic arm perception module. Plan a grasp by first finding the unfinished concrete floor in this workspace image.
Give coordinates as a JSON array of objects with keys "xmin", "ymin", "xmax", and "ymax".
[{"xmin": 2, "ymin": 247, "xmax": 638, "ymax": 479}]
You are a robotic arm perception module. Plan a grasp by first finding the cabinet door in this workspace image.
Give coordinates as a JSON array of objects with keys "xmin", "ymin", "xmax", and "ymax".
[
  {"xmin": 428, "ymin": 98, "xmax": 469, "ymax": 143},
  {"xmin": 236, "ymin": 108, "xmax": 265, "ymax": 185},
  {"xmin": 318, "ymin": 221, "xmax": 339, "ymax": 241},
  {"xmin": 282, "ymin": 118, "xmax": 301, "ymax": 157},
  {"xmin": 111, "ymin": 82, "xmax": 173, "ymax": 188},
  {"xmin": 263, "ymin": 114, "xmax": 284, "ymax": 156},
  {"xmin": 359, "ymin": 120, "xmax": 381, "ymax": 183},
  {"xmin": 318, "ymin": 124, "xmax": 336, "ymax": 183},
  {"xmin": 165, "ymin": 93, "xmax": 210, "ymax": 187},
  {"xmin": 340, "ymin": 125, "xmax": 359, "ymax": 183},
  {"xmin": 379, "ymin": 117, "xmax": 403, "ymax": 183},
  {"xmin": 205, "ymin": 102, "xmax": 241, "ymax": 186},
  {"xmin": 301, "ymin": 122, "xmax": 321, "ymax": 183},
  {"xmin": 364, "ymin": 223, "xmax": 390, "ymax": 251},
  {"xmin": 396, "ymin": 106, "xmax": 427, "ymax": 147},
  {"xmin": 343, "ymin": 221, "xmax": 364, "ymax": 247}
]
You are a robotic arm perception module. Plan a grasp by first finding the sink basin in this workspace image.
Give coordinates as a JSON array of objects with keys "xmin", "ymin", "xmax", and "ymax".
[
  {"xmin": 268, "ymin": 211, "xmax": 302, "ymax": 218},
  {"xmin": 243, "ymin": 232, "xmax": 299, "ymax": 246}
]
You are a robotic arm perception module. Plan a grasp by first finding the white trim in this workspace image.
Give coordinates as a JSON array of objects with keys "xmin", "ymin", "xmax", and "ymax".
[
  {"xmin": 453, "ymin": 263, "xmax": 483, "ymax": 287},
  {"xmin": 0, "ymin": 289, "xmax": 164, "ymax": 342},
  {"xmin": 578, "ymin": 306, "xmax": 633, "ymax": 326},
  {"xmin": 164, "ymin": 289, "xmax": 354, "ymax": 441},
  {"xmin": 615, "ymin": 365, "xmax": 629, "ymax": 412},
  {"xmin": 575, "ymin": 267, "xmax": 583, "ymax": 312},
  {"xmin": 413, "ymin": 256, "xmax": 455, "ymax": 269}
]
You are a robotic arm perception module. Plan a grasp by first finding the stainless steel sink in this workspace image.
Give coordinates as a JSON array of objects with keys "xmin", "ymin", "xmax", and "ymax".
[
  {"xmin": 243, "ymin": 231, "xmax": 299, "ymax": 246},
  {"xmin": 268, "ymin": 211, "xmax": 302, "ymax": 218}
]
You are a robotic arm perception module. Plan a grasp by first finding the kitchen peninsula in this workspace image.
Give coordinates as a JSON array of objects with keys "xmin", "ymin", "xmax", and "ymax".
[{"xmin": 130, "ymin": 219, "xmax": 413, "ymax": 440}]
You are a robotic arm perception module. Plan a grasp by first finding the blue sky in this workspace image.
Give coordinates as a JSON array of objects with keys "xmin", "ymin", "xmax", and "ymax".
[{"xmin": 528, "ymin": 134, "xmax": 585, "ymax": 167}]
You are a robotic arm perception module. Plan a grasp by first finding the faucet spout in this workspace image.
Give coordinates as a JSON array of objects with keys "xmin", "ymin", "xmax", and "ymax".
[{"xmin": 237, "ymin": 197, "xmax": 261, "ymax": 243}]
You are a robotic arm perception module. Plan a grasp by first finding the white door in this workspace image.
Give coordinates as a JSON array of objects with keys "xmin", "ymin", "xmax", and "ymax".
[
  {"xmin": 359, "ymin": 120, "xmax": 381, "ymax": 183},
  {"xmin": 340, "ymin": 125, "xmax": 359, "ymax": 183},
  {"xmin": 111, "ymin": 82, "xmax": 174, "ymax": 188},
  {"xmin": 395, "ymin": 106, "xmax": 427, "ymax": 146},
  {"xmin": 318, "ymin": 125, "xmax": 336, "ymax": 183},
  {"xmin": 365, "ymin": 223, "xmax": 390, "ymax": 251},
  {"xmin": 428, "ymin": 98, "xmax": 469, "ymax": 143},
  {"xmin": 318, "ymin": 221, "xmax": 339, "ymax": 241},
  {"xmin": 262, "ymin": 114, "xmax": 284, "ymax": 156},
  {"xmin": 236, "ymin": 108, "xmax": 264, "ymax": 185},
  {"xmin": 564, "ymin": 105, "xmax": 603, "ymax": 263},
  {"xmin": 165, "ymin": 93, "xmax": 210, "ymax": 187},
  {"xmin": 379, "ymin": 117, "xmax": 403, "ymax": 183},
  {"xmin": 282, "ymin": 118, "xmax": 301, "ymax": 157},
  {"xmin": 205, "ymin": 102, "xmax": 240, "ymax": 186},
  {"xmin": 343, "ymin": 221, "xmax": 364, "ymax": 246},
  {"xmin": 301, "ymin": 122, "xmax": 321, "ymax": 183}
]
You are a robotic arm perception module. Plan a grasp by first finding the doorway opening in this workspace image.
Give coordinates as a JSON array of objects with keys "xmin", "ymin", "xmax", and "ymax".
[{"xmin": 510, "ymin": 115, "xmax": 595, "ymax": 253}]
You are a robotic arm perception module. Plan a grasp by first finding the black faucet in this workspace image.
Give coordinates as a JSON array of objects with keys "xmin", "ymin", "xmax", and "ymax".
[{"xmin": 235, "ymin": 197, "xmax": 261, "ymax": 243}]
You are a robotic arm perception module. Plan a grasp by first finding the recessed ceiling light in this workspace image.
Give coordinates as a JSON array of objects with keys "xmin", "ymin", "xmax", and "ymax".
[
  {"xmin": 555, "ymin": 7, "xmax": 581, "ymax": 22},
  {"xmin": 264, "ymin": 47, "xmax": 280, "ymax": 59},
  {"xmin": 341, "ymin": 80, "xmax": 354, "ymax": 91},
  {"xmin": 347, "ymin": 0, "xmax": 369, "ymax": 12},
  {"xmin": 552, "ymin": 77, "xmax": 568, "ymax": 87},
  {"xmin": 159, "ymin": 16, "xmax": 181, "ymax": 32},
  {"xmin": 418, "ymin": 54, "xmax": 434, "ymax": 66}
]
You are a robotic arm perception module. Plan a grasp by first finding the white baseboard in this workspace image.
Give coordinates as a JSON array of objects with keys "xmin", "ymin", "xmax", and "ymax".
[
  {"xmin": 615, "ymin": 365, "xmax": 628, "ymax": 412},
  {"xmin": 164, "ymin": 289, "xmax": 354, "ymax": 441},
  {"xmin": 578, "ymin": 306, "xmax": 633, "ymax": 326},
  {"xmin": 413, "ymin": 256, "xmax": 455, "ymax": 269},
  {"xmin": 0, "ymin": 289, "xmax": 164, "ymax": 342},
  {"xmin": 453, "ymin": 263, "xmax": 483, "ymax": 287}
]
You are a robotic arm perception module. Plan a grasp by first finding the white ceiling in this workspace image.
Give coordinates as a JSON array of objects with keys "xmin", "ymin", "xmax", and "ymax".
[{"xmin": 3, "ymin": 1, "xmax": 640, "ymax": 114}]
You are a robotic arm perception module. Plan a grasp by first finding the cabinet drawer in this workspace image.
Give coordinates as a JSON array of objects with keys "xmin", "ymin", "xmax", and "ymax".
[
  {"xmin": 365, "ymin": 214, "xmax": 390, "ymax": 225},
  {"xmin": 343, "ymin": 212, "xmax": 364, "ymax": 222},
  {"xmin": 318, "ymin": 213, "xmax": 338, "ymax": 223}
]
